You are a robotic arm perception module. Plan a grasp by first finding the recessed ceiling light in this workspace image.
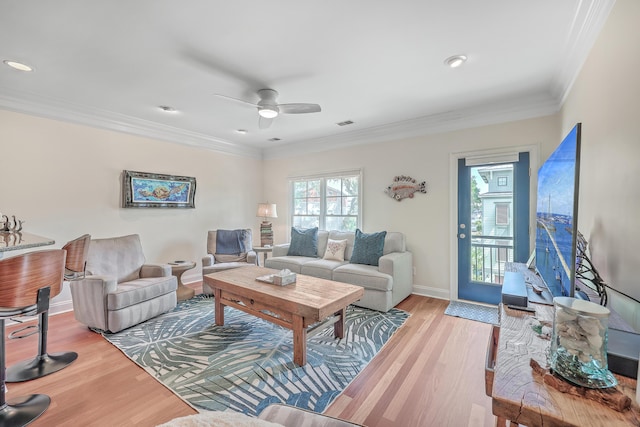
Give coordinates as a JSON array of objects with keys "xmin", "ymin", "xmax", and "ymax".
[
  {"xmin": 3, "ymin": 60, "xmax": 33, "ymax": 72},
  {"xmin": 235, "ymin": 129, "xmax": 248, "ymax": 134},
  {"xmin": 445, "ymin": 55, "xmax": 467, "ymax": 68},
  {"xmin": 158, "ymin": 105, "xmax": 177, "ymax": 113}
]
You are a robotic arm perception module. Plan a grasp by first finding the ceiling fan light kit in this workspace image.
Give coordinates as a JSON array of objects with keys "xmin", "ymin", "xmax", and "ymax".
[
  {"xmin": 215, "ymin": 88, "xmax": 321, "ymax": 129},
  {"xmin": 258, "ymin": 106, "xmax": 279, "ymax": 118}
]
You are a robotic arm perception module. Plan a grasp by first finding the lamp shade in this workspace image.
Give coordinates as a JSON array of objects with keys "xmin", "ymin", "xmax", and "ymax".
[{"xmin": 257, "ymin": 203, "xmax": 277, "ymax": 219}]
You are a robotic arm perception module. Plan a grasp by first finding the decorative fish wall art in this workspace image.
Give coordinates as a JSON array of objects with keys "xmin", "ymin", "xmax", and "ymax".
[{"xmin": 385, "ymin": 175, "xmax": 427, "ymax": 201}]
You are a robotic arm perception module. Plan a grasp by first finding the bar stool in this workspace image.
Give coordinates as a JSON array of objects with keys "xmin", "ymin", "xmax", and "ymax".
[
  {"xmin": 0, "ymin": 249, "xmax": 66, "ymax": 426},
  {"xmin": 5, "ymin": 235, "xmax": 89, "ymax": 383},
  {"xmin": 62, "ymin": 234, "xmax": 90, "ymax": 281}
]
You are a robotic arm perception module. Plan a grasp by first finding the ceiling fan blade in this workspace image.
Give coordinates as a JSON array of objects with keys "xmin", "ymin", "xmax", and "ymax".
[
  {"xmin": 259, "ymin": 116, "xmax": 274, "ymax": 129},
  {"xmin": 278, "ymin": 103, "xmax": 321, "ymax": 114},
  {"xmin": 214, "ymin": 93, "xmax": 258, "ymax": 108}
]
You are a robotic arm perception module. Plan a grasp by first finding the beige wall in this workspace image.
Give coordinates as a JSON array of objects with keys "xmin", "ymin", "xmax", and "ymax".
[
  {"xmin": 262, "ymin": 115, "xmax": 559, "ymax": 299},
  {"xmin": 0, "ymin": 109, "xmax": 263, "ymax": 312},
  {"xmin": 3, "ymin": 0, "xmax": 638, "ymax": 324},
  {"xmin": 560, "ymin": 0, "xmax": 640, "ymax": 329}
]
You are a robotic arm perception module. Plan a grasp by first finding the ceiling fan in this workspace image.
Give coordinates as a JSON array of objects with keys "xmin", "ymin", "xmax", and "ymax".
[{"xmin": 215, "ymin": 89, "xmax": 321, "ymax": 129}]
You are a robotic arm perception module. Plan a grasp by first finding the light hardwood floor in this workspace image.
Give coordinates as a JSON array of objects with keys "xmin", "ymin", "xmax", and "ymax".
[{"xmin": 4, "ymin": 284, "xmax": 496, "ymax": 426}]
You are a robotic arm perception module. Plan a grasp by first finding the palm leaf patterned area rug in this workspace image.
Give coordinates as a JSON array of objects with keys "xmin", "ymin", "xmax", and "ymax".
[{"xmin": 103, "ymin": 295, "xmax": 409, "ymax": 416}]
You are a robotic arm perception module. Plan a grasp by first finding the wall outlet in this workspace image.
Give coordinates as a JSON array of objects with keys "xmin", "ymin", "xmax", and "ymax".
[{"xmin": 413, "ymin": 267, "xmax": 416, "ymax": 276}]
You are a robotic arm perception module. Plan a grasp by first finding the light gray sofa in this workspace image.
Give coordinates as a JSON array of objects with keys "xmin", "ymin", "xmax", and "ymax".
[
  {"xmin": 69, "ymin": 234, "xmax": 177, "ymax": 333},
  {"xmin": 265, "ymin": 230, "xmax": 413, "ymax": 312},
  {"xmin": 202, "ymin": 229, "xmax": 257, "ymax": 294}
]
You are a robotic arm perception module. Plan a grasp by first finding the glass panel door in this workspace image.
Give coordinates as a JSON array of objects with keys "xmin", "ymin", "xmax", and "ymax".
[{"xmin": 458, "ymin": 153, "xmax": 530, "ymax": 304}]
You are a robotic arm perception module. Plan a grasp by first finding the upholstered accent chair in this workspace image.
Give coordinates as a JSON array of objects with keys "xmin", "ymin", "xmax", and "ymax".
[
  {"xmin": 202, "ymin": 229, "xmax": 257, "ymax": 294},
  {"xmin": 69, "ymin": 234, "xmax": 177, "ymax": 333}
]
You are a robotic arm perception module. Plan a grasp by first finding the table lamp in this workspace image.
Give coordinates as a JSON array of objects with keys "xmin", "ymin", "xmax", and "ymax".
[{"xmin": 257, "ymin": 203, "xmax": 277, "ymax": 247}]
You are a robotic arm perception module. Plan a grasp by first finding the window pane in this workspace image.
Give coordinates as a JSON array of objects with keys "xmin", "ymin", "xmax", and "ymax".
[
  {"xmin": 342, "ymin": 177, "xmax": 359, "ymax": 196},
  {"xmin": 327, "ymin": 178, "xmax": 342, "ymax": 195},
  {"xmin": 308, "ymin": 197, "xmax": 321, "ymax": 215},
  {"xmin": 496, "ymin": 204, "xmax": 509, "ymax": 226},
  {"xmin": 294, "ymin": 216, "xmax": 319, "ymax": 229},
  {"xmin": 293, "ymin": 181, "xmax": 307, "ymax": 198},
  {"xmin": 294, "ymin": 199, "xmax": 307, "ymax": 215},
  {"xmin": 326, "ymin": 196, "xmax": 339, "ymax": 215},
  {"xmin": 343, "ymin": 196, "xmax": 357, "ymax": 215},
  {"xmin": 326, "ymin": 216, "xmax": 357, "ymax": 232},
  {"xmin": 308, "ymin": 180, "xmax": 321, "ymax": 196}
]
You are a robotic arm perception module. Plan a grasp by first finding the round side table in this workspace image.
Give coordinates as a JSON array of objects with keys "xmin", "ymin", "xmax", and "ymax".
[
  {"xmin": 169, "ymin": 261, "xmax": 196, "ymax": 301},
  {"xmin": 253, "ymin": 246, "xmax": 273, "ymax": 267}
]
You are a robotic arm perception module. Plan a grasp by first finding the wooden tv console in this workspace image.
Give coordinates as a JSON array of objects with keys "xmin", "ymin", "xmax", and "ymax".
[{"xmin": 486, "ymin": 263, "xmax": 640, "ymax": 426}]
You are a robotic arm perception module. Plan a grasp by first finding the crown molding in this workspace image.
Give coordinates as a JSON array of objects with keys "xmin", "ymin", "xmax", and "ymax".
[
  {"xmin": 550, "ymin": 0, "xmax": 616, "ymax": 104},
  {"xmin": 0, "ymin": 87, "xmax": 560, "ymax": 162},
  {"xmin": 263, "ymin": 93, "xmax": 560, "ymax": 159},
  {"xmin": 0, "ymin": 89, "xmax": 262, "ymax": 159}
]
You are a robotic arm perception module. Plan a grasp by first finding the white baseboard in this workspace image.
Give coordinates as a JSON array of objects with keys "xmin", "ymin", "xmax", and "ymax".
[
  {"xmin": 50, "ymin": 299, "xmax": 75, "ymax": 316},
  {"xmin": 412, "ymin": 284, "xmax": 450, "ymax": 301}
]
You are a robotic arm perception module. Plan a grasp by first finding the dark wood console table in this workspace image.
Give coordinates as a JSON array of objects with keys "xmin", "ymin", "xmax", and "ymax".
[{"xmin": 488, "ymin": 263, "xmax": 640, "ymax": 426}]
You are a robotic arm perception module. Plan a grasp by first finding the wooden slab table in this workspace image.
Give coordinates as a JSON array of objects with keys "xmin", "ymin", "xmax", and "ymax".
[
  {"xmin": 491, "ymin": 303, "xmax": 640, "ymax": 426},
  {"xmin": 203, "ymin": 266, "xmax": 364, "ymax": 366}
]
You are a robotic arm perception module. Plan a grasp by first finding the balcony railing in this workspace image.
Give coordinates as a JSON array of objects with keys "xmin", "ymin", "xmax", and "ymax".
[{"xmin": 470, "ymin": 235, "xmax": 514, "ymax": 284}]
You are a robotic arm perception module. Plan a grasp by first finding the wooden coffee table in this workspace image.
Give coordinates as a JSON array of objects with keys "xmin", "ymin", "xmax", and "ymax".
[{"xmin": 203, "ymin": 266, "xmax": 364, "ymax": 366}]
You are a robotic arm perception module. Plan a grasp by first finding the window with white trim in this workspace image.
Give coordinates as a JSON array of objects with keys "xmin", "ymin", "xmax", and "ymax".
[
  {"xmin": 291, "ymin": 171, "xmax": 361, "ymax": 231},
  {"xmin": 495, "ymin": 203, "xmax": 510, "ymax": 226}
]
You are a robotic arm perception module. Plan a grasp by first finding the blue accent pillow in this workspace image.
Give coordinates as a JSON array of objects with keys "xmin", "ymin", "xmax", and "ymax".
[
  {"xmin": 350, "ymin": 229, "xmax": 387, "ymax": 266},
  {"xmin": 287, "ymin": 227, "xmax": 319, "ymax": 257}
]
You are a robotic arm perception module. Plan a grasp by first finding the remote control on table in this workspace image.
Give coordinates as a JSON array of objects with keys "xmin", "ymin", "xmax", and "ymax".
[{"xmin": 507, "ymin": 304, "xmax": 536, "ymax": 313}]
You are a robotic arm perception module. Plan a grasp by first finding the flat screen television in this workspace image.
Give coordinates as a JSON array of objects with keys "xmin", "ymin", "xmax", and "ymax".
[{"xmin": 535, "ymin": 123, "xmax": 581, "ymax": 297}]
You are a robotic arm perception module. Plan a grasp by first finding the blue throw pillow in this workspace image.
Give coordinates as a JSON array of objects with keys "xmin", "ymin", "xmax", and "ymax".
[
  {"xmin": 350, "ymin": 229, "xmax": 387, "ymax": 266},
  {"xmin": 287, "ymin": 227, "xmax": 319, "ymax": 257}
]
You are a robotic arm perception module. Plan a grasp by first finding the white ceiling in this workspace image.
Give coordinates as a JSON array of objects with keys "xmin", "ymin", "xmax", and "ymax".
[{"xmin": 0, "ymin": 1, "xmax": 614, "ymax": 158}]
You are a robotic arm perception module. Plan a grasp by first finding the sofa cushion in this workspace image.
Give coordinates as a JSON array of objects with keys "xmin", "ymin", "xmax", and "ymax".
[
  {"xmin": 107, "ymin": 276, "xmax": 177, "ymax": 311},
  {"xmin": 323, "ymin": 238, "xmax": 348, "ymax": 261},
  {"xmin": 214, "ymin": 253, "xmax": 247, "ymax": 263},
  {"xmin": 203, "ymin": 262, "xmax": 254, "ymax": 275},
  {"xmin": 301, "ymin": 259, "xmax": 347, "ymax": 280},
  {"xmin": 287, "ymin": 227, "xmax": 318, "ymax": 257},
  {"xmin": 265, "ymin": 256, "xmax": 316, "ymax": 274},
  {"xmin": 382, "ymin": 231, "xmax": 406, "ymax": 254},
  {"xmin": 333, "ymin": 263, "xmax": 393, "ymax": 292},
  {"xmin": 350, "ymin": 229, "xmax": 387, "ymax": 266}
]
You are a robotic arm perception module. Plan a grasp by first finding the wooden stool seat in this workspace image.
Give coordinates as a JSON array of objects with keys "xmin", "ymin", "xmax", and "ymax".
[{"xmin": 0, "ymin": 249, "xmax": 67, "ymax": 426}]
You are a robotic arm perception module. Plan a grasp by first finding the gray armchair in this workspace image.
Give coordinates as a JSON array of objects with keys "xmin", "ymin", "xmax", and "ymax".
[
  {"xmin": 69, "ymin": 234, "xmax": 177, "ymax": 333},
  {"xmin": 202, "ymin": 229, "xmax": 257, "ymax": 294}
]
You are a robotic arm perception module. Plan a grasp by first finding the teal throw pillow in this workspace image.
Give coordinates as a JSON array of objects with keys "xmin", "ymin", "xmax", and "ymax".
[
  {"xmin": 350, "ymin": 229, "xmax": 387, "ymax": 266},
  {"xmin": 287, "ymin": 227, "xmax": 319, "ymax": 257}
]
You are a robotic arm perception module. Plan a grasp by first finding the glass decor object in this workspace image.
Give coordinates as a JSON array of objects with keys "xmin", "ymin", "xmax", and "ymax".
[{"xmin": 550, "ymin": 297, "xmax": 617, "ymax": 388}]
